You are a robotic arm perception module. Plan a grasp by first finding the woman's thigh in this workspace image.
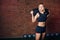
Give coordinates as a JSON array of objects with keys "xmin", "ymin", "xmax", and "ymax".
[{"xmin": 35, "ymin": 33, "xmax": 41, "ymax": 40}]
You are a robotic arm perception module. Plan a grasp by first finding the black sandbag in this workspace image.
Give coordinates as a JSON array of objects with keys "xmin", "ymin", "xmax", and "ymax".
[
  {"xmin": 33, "ymin": 8, "xmax": 49, "ymax": 16},
  {"xmin": 33, "ymin": 8, "xmax": 39, "ymax": 16}
]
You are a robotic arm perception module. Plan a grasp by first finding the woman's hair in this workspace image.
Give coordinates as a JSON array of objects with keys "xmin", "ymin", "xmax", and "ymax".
[
  {"xmin": 39, "ymin": 3, "xmax": 44, "ymax": 5},
  {"xmin": 38, "ymin": 3, "xmax": 45, "ymax": 7}
]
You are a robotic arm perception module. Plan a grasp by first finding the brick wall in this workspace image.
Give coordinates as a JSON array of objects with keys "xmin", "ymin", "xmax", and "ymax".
[{"xmin": 0, "ymin": 0, "xmax": 60, "ymax": 37}]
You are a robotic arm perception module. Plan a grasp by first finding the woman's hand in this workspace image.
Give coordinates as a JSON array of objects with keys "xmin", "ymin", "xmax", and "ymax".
[{"xmin": 30, "ymin": 11, "xmax": 33, "ymax": 15}]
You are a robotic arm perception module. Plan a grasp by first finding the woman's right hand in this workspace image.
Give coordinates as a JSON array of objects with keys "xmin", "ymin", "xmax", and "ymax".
[{"xmin": 30, "ymin": 11, "xmax": 33, "ymax": 15}]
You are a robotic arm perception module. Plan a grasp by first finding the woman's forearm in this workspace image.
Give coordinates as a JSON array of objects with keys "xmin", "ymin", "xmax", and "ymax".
[
  {"xmin": 30, "ymin": 10, "xmax": 36, "ymax": 22},
  {"xmin": 32, "ymin": 14, "xmax": 35, "ymax": 22}
]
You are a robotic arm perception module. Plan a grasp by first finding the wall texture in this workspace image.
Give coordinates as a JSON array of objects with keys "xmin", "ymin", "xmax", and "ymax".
[{"xmin": 0, "ymin": 0, "xmax": 60, "ymax": 37}]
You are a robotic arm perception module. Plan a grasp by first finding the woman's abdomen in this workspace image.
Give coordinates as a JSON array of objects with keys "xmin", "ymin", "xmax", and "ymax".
[{"xmin": 37, "ymin": 22, "xmax": 46, "ymax": 27}]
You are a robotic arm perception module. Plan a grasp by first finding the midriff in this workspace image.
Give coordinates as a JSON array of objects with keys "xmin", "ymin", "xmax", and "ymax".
[{"xmin": 38, "ymin": 22, "xmax": 45, "ymax": 27}]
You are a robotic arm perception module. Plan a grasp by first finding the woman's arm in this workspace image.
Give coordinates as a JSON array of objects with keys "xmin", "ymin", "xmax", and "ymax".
[
  {"xmin": 47, "ymin": 13, "xmax": 50, "ymax": 17},
  {"xmin": 30, "ymin": 11, "xmax": 39, "ymax": 23}
]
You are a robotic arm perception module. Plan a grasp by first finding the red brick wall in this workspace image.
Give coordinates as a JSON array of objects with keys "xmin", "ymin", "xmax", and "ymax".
[{"xmin": 0, "ymin": 0, "xmax": 60, "ymax": 37}]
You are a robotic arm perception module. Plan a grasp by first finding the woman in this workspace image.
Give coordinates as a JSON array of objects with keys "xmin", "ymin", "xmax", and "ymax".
[{"xmin": 30, "ymin": 3, "xmax": 49, "ymax": 40}]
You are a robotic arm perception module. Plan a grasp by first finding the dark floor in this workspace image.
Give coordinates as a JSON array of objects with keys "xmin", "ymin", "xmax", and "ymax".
[
  {"xmin": 0, "ymin": 37, "xmax": 60, "ymax": 40},
  {"xmin": 0, "ymin": 33, "xmax": 60, "ymax": 40},
  {"xmin": 0, "ymin": 36, "xmax": 60, "ymax": 40}
]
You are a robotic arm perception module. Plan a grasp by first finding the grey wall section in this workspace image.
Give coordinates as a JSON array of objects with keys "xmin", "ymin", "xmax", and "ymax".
[{"xmin": 0, "ymin": 0, "xmax": 60, "ymax": 37}]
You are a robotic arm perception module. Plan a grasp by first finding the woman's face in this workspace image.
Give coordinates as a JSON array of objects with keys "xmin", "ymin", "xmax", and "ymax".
[{"xmin": 38, "ymin": 4, "xmax": 45, "ymax": 11}]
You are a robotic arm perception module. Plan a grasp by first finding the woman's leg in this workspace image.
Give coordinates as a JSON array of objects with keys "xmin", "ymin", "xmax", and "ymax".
[
  {"xmin": 35, "ymin": 33, "xmax": 41, "ymax": 40},
  {"xmin": 42, "ymin": 32, "xmax": 46, "ymax": 40}
]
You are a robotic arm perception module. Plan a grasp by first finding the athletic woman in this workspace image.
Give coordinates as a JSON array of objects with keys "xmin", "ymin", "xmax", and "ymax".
[{"xmin": 30, "ymin": 3, "xmax": 49, "ymax": 40}]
